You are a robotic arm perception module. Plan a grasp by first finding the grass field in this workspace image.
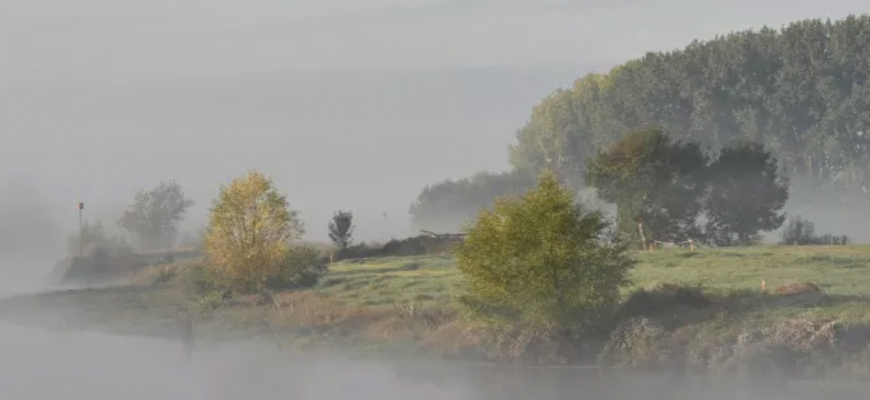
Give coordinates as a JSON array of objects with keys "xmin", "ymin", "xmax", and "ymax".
[
  {"xmin": 313, "ymin": 245, "xmax": 870, "ymax": 321},
  {"xmin": 3, "ymin": 244, "xmax": 870, "ymax": 372}
]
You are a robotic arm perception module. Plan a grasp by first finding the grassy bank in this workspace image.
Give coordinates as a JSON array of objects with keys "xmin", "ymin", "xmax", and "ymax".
[{"xmin": 3, "ymin": 245, "xmax": 870, "ymax": 377}]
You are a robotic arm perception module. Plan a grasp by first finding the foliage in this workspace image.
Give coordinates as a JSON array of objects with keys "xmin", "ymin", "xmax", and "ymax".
[
  {"xmin": 585, "ymin": 129, "xmax": 708, "ymax": 247},
  {"xmin": 780, "ymin": 216, "xmax": 851, "ymax": 245},
  {"xmin": 327, "ymin": 210, "xmax": 355, "ymax": 250},
  {"xmin": 409, "ymin": 169, "xmax": 537, "ymax": 233},
  {"xmin": 266, "ymin": 245, "xmax": 329, "ymax": 290},
  {"xmin": 703, "ymin": 142, "xmax": 790, "ymax": 246},
  {"xmin": 118, "ymin": 181, "xmax": 195, "ymax": 251},
  {"xmin": 66, "ymin": 221, "xmax": 132, "ymax": 257},
  {"xmin": 337, "ymin": 235, "xmax": 460, "ymax": 260},
  {"xmin": 780, "ymin": 216, "xmax": 818, "ymax": 245},
  {"xmin": 511, "ymin": 16, "xmax": 870, "ymax": 208},
  {"xmin": 509, "ymin": 89, "xmax": 590, "ymax": 187},
  {"xmin": 204, "ymin": 170, "xmax": 304, "ymax": 293},
  {"xmin": 455, "ymin": 170, "xmax": 635, "ymax": 335}
]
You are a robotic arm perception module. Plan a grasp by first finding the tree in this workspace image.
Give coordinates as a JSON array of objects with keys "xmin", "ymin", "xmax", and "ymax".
[
  {"xmin": 455, "ymin": 170, "xmax": 635, "ymax": 336},
  {"xmin": 67, "ymin": 220, "xmax": 107, "ymax": 256},
  {"xmin": 410, "ymin": 169, "xmax": 536, "ymax": 232},
  {"xmin": 327, "ymin": 210, "xmax": 355, "ymax": 250},
  {"xmin": 703, "ymin": 142, "xmax": 789, "ymax": 246},
  {"xmin": 118, "ymin": 181, "xmax": 195, "ymax": 251},
  {"xmin": 780, "ymin": 215, "xmax": 817, "ymax": 245},
  {"xmin": 509, "ymin": 89, "xmax": 591, "ymax": 186},
  {"xmin": 585, "ymin": 129, "xmax": 708, "ymax": 248},
  {"xmin": 66, "ymin": 221, "xmax": 133, "ymax": 256},
  {"xmin": 509, "ymin": 16, "xmax": 870, "ymax": 231},
  {"xmin": 204, "ymin": 171, "xmax": 304, "ymax": 293}
]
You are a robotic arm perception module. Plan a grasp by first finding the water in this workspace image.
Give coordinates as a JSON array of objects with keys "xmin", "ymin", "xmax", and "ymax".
[
  {"xmin": 0, "ymin": 259, "xmax": 865, "ymax": 399},
  {"xmin": 2, "ymin": 319, "xmax": 866, "ymax": 400}
]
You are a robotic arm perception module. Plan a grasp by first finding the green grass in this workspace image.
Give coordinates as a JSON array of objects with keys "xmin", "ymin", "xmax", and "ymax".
[
  {"xmin": 310, "ymin": 246, "xmax": 870, "ymax": 322},
  {"xmin": 631, "ymin": 245, "xmax": 870, "ymax": 296},
  {"xmin": 4, "ymin": 244, "xmax": 870, "ymax": 365},
  {"xmin": 318, "ymin": 255, "xmax": 460, "ymax": 306}
]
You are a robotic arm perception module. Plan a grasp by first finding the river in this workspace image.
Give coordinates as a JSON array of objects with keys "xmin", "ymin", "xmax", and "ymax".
[{"xmin": 0, "ymin": 259, "xmax": 866, "ymax": 399}]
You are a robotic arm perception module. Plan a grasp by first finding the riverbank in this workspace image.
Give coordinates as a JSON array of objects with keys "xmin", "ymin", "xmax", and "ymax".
[{"xmin": 3, "ymin": 245, "xmax": 870, "ymax": 379}]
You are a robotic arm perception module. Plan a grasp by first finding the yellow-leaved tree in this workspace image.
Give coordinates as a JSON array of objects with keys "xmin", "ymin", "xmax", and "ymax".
[{"xmin": 204, "ymin": 170, "xmax": 304, "ymax": 293}]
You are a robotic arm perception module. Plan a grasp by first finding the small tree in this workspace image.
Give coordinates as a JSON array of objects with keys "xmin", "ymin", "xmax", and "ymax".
[
  {"xmin": 703, "ymin": 141, "xmax": 789, "ymax": 246},
  {"xmin": 67, "ymin": 221, "xmax": 107, "ymax": 256},
  {"xmin": 118, "ymin": 181, "xmax": 195, "ymax": 251},
  {"xmin": 327, "ymin": 210, "xmax": 355, "ymax": 250},
  {"xmin": 585, "ymin": 129, "xmax": 708, "ymax": 248},
  {"xmin": 204, "ymin": 171, "xmax": 304, "ymax": 293},
  {"xmin": 67, "ymin": 221, "xmax": 132, "ymax": 257},
  {"xmin": 455, "ymin": 170, "xmax": 635, "ymax": 336}
]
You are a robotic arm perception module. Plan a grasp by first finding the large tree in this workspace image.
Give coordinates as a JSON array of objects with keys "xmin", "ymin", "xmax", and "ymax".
[
  {"xmin": 585, "ymin": 129, "xmax": 708, "ymax": 248},
  {"xmin": 511, "ymin": 15, "xmax": 870, "ymax": 210},
  {"xmin": 118, "ymin": 181, "xmax": 194, "ymax": 251},
  {"xmin": 703, "ymin": 142, "xmax": 789, "ymax": 246},
  {"xmin": 204, "ymin": 171, "xmax": 304, "ymax": 293}
]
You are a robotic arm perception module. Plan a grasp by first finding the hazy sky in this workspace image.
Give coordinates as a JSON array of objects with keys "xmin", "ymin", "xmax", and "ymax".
[{"xmin": 0, "ymin": 0, "xmax": 866, "ymax": 251}]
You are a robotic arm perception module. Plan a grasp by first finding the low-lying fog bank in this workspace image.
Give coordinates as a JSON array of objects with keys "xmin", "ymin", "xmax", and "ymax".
[{"xmin": 0, "ymin": 320, "xmax": 868, "ymax": 400}]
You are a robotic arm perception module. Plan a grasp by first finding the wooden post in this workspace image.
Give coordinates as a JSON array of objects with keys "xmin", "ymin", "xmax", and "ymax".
[{"xmin": 689, "ymin": 239, "xmax": 695, "ymax": 251}]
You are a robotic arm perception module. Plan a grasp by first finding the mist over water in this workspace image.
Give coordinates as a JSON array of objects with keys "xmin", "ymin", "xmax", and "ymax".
[
  {"xmin": 2, "ymin": 317, "xmax": 867, "ymax": 400},
  {"xmin": 3, "ymin": 1, "xmax": 870, "ymax": 398}
]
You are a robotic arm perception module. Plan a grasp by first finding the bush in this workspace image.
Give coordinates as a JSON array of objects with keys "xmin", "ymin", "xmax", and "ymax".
[
  {"xmin": 266, "ymin": 245, "xmax": 329, "ymax": 290},
  {"xmin": 335, "ymin": 235, "xmax": 460, "ymax": 260},
  {"xmin": 455, "ymin": 170, "xmax": 635, "ymax": 360},
  {"xmin": 780, "ymin": 216, "xmax": 851, "ymax": 246}
]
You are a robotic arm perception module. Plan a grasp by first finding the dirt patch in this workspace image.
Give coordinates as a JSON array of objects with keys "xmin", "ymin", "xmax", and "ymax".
[{"xmin": 775, "ymin": 282, "xmax": 823, "ymax": 296}]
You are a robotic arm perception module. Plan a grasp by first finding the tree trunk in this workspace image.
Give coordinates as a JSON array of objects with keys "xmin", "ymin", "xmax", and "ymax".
[{"xmin": 638, "ymin": 222, "xmax": 648, "ymax": 250}]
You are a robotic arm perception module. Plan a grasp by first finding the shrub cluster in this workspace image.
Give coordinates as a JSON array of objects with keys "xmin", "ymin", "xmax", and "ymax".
[{"xmin": 780, "ymin": 216, "xmax": 851, "ymax": 246}]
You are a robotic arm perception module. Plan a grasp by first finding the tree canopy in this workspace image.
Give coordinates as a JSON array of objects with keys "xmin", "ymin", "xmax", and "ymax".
[
  {"xmin": 703, "ymin": 141, "xmax": 789, "ymax": 246},
  {"xmin": 409, "ymin": 169, "xmax": 537, "ymax": 233},
  {"xmin": 118, "ymin": 181, "xmax": 194, "ymax": 251},
  {"xmin": 455, "ymin": 171, "xmax": 634, "ymax": 333},
  {"xmin": 204, "ymin": 171, "xmax": 304, "ymax": 293},
  {"xmin": 512, "ymin": 16, "xmax": 870, "ymax": 203},
  {"xmin": 328, "ymin": 210, "xmax": 355, "ymax": 250},
  {"xmin": 585, "ymin": 129, "xmax": 708, "ymax": 247},
  {"xmin": 585, "ymin": 130, "xmax": 789, "ymax": 247}
]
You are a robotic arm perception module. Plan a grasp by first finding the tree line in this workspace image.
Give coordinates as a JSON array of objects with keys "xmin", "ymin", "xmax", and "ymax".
[{"xmin": 411, "ymin": 15, "xmax": 870, "ymax": 235}]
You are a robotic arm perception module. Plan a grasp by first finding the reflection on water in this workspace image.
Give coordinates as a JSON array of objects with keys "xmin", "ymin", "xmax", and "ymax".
[{"xmin": 0, "ymin": 320, "xmax": 865, "ymax": 400}]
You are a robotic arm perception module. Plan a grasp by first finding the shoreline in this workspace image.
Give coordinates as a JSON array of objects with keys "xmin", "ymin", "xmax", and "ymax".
[{"xmin": 4, "ymin": 246, "xmax": 870, "ymax": 381}]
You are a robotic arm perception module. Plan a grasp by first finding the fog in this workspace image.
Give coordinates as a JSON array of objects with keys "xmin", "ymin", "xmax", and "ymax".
[
  {"xmin": 1, "ymin": 0, "xmax": 867, "ymax": 246},
  {"xmin": 2, "ymin": 1, "xmax": 870, "ymax": 398},
  {"xmin": 3, "ymin": 317, "xmax": 870, "ymax": 400}
]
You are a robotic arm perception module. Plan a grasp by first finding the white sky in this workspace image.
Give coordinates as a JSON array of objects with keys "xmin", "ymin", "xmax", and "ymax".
[{"xmin": 0, "ymin": 0, "xmax": 865, "ymax": 252}]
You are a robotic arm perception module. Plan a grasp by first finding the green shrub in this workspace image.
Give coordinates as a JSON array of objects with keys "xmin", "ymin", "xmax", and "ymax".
[
  {"xmin": 455, "ymin": 170, "xmax": 635, "ymax": 354},
  {"xmin": 266, "ymin": 245, "xmax": 329, "ymax": 290},
  {"xmin": 193, "ymin": 290, "xmax": 225, "ymax": 314},
  {"xmin": 335, "ymin": 235, "xmax": 460, "ymax": 260},
  {"xmin": 191, "ymin": 262, "xmax": 233, "ymax": 295},
  {"xmin": 780, "ymin": 216, "xmax": 851, "ymax": 245}
]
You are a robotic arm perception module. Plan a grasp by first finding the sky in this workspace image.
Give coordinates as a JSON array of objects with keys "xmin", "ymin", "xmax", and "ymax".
[{"xmin": 0, "ymin": 0, "xmax": 866, "ymax": 252}]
